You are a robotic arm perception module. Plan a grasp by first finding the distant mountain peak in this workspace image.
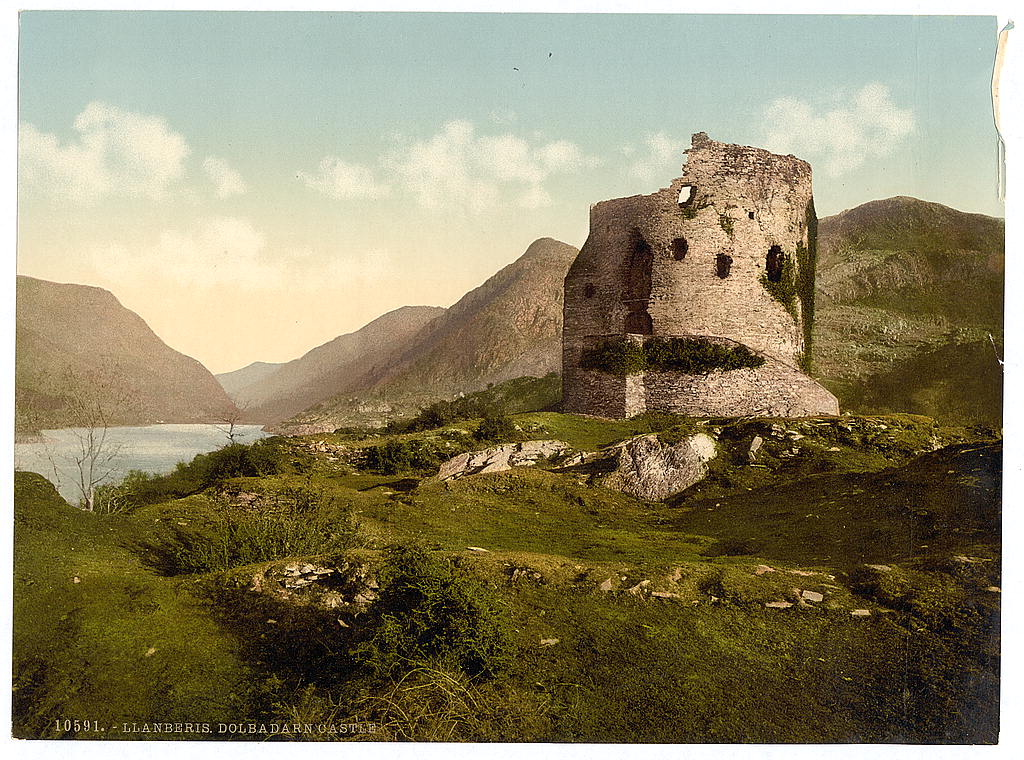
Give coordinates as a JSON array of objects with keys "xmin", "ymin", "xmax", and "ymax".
[{"xmin": 269, "ymin": 237, "xmax": 580, "ymax": 431}]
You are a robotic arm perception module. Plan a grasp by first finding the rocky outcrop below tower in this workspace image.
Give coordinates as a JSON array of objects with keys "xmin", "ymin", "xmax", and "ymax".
[{"xmin": 562, "ymin": 133, "xmax": 839, "ymax": 419}]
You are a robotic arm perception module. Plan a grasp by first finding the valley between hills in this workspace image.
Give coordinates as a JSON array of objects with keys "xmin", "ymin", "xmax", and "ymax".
[{"xmin": 12, "ymin": 194, "xmax": 1003, "ymax": 742}]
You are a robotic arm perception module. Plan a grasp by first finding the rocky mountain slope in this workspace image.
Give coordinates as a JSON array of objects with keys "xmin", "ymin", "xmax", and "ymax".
[
  {"xmin": 220, "ymin": 305, "xmax": 446, "ymax": 424},
  {"xmin": 814, "ymin": 197, "xmax": 1003, "ymax": 425},
  {"xmin": 16, "ymin": 276, "xmax": 236, "ymax": 435},
  {"xmin": 278, "ymin": 237, "xmax": 579, "ymax": 431},
  {"xmin": 216, "ymin": 361, "xmax": 283, "ymax": 398}
]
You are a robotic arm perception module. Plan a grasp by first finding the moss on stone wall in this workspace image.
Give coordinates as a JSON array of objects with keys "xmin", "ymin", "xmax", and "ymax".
[
  {"xmin": 760, "ymin": 255, "xmax": 798, "ymax": 320},
  {"xmin": 680, "ymin": 197, "xmax": 711, "ymax": 220},
  {"xmin": 757, "ymin": 199, "xmax": 817, "ymax": 373},
  {"xmin": 580, "ymin": 337, "xmax": 765, "ymax": 377},
  {"xmin": 799, "ymin": 199, "xmax": 818, "ymax": 370}
]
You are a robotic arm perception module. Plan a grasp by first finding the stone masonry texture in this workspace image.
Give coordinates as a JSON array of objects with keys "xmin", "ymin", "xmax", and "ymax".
[{"xmin": 562, "ymin": 132, "xmax": 840, "ymax": 419}]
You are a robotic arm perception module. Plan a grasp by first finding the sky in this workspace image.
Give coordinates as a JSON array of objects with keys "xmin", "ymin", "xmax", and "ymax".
[{"xmin": 16, "ymin": 11, "xmax": 1003, "ymax": 374}]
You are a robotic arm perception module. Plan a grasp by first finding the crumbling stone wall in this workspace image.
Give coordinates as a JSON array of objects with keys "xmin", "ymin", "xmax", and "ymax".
[
  {"xmin": 562, "ymin": 334, "xmax": 839, "ymax": 418},
  {"xmin": 563, "ymin": 133, "xmax": 838, "ymax": 419}
]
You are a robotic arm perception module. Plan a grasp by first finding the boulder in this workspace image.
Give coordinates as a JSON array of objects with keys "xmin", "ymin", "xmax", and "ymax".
[
  {"xmin": 747, "ymin": 435, "xmax": 764, "ymax": 463},
  {"xmin": 593, "ymin": 433, "xmax": 718, "ymax": 501},
  {"xmin": 436, "ymin": 440, "xmax": 573, "ymax": 481}
]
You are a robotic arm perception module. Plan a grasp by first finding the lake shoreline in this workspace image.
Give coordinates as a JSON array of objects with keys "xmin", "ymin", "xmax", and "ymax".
[{"xmin": 15, "ymin": 423, "xmax": 271, "ymax": 504}]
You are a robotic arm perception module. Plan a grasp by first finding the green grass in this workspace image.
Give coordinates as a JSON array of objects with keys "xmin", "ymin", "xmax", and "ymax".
[
  {"xmin": 12, "ymin": 409, "xmax": 1001, "ymax": 742},
  {"xmin": 13, "ymin": 474, "xmax": 256, "ymax": 739}
]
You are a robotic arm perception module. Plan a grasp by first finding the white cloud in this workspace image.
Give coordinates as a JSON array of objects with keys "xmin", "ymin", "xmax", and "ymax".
[
  {"xmin": 203, "ymin": 156, "xmax": 247, "ymax": 198},
  {"xmin": 297, "ymin": 156, "xmax": 390, "ymax": 200},
  {"xmin": 625, "ymin": 132, "xmax": 689, "ymax": 184},
  {"xmin": 19, "ymin": 101, "xmax": 190, "ymax": 202},
  {"xmin": 90, "ymin": 217, "xmax": 278, "ymax": 289},
  {"xmin": 760, "ymin": 83, "xmax": 915, "ymax": 176},
  {"xmin": 488, "ymin": 108, "xmax": 517, "ymax": 125},
  {"xmin": 89, "ymin": 217, "xmax": 396, "ymax": 293},
  {"xmin": 516, "ymin": 185, "xmax": 553, "ymax": 209},
  {"xmin": 302, "ymin": 120, "xmax": 594, "ymax": 212}
]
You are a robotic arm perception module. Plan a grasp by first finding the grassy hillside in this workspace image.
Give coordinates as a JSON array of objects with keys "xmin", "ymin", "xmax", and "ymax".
[{"xmin": 13, "ymin": 411, "xmax": 1000, "ymax": 742}]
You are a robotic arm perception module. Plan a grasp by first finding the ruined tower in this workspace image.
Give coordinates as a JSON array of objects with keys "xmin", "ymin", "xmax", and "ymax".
[{"xmin": 562, "ymin": 132, "xmax": 839, "ymax": 418}]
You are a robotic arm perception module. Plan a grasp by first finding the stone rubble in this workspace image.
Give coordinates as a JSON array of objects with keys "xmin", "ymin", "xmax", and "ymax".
[{"xmin": 436, "ymin": 440, "xmax": 573, "ymax": 481}]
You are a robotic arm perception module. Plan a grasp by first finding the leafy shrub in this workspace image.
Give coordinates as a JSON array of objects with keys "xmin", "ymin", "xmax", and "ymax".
[
  {"xmin": 579, "ymin": 339, "xmax": 647, "ymax": 375},
  {"xmin": 473, "ymin": 414, "xmax": 518, "ymax": 443},
  {"xmin": 361, "ymin": 439, "xmax": 453, "ymax": 475},
  {"xmin": 259, "ymin": 483, "xmax": 336, "ymax": 514},
  {"xmin": 351, "ymin": 545, "xmax": 515, "ymax": 678},
  {"xmin": 151, "ymin": 512, "xmax": 358, "ymax": 575},
  {"xmin": 103, "ymin": 438, "xmax": 302, "ymax": 509},
  {"xmin": 581, "ymin": 337, "xmax": 765, "ymax": 376},
  {"xmin": 385, "ymin": 374, "xmax": 561, "ymax": 434},
  {"xmin": 719, "ymin": 213, "xmax": 734, "ymax": 236},
  {"xmin": 91, "ymin": 469, "xmax": 153, "ymax": 514}
]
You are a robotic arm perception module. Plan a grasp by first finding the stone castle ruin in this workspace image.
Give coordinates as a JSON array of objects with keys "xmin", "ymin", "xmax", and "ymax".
[{"xmin": 562, "ymin": 132, "xmax": 839, "ymax": 419}]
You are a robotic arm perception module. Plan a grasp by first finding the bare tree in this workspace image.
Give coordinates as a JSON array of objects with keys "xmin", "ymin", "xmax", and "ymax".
[
  {"xmin": 214, "ymin": 403, "xmax": 248, "ymax": 445},
  {"xmin": 25, "ymin": 368, "xmax": 138, "ymax": 512}
]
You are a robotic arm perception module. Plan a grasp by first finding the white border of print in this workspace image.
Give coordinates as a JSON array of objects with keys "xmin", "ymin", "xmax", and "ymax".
[{"xmin": 1, "ymin": 2, "xmax": 1019, "ymax": 760}]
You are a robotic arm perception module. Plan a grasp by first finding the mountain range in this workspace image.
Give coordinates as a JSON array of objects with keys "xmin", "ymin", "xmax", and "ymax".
[
  {"xmin": 16, "ymin": 196, "xmax": 1003, "ymax": 436},
  {"xmin": 813, "ymin": 196, "xmax": 1003, "ymax": 425},
  {"xmin": 219, "ymin": 237, "xmax": 578, "ymax": 431}
]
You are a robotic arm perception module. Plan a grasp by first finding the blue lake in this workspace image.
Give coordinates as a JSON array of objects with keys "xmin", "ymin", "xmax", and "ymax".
[{"xmin": 14, "ymin": 423, "xmax": 270, "ymax": 505}]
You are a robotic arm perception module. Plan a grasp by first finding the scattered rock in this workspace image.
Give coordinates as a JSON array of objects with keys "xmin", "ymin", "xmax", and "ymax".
[
  {"xmin": 562, "ymin": 451, "xmax": 601, "ymax": 468},
  {"xmin": 668, "ymin": 567, "xmax": 683, "ymax": 583},
  {"xmin": 953, "ymin": 555, "xmax": 992, "ymax": 564},
  {"xmin": 801, "ymin": 590, "xmax": 824, "ymax": 603},
  {"xmin": 747, "ymin": 435, "xmax": 764, "ymax": 463},
  {"xmin": 466, "ymin": 546, "xmax": 490, "ymax": 553},
  {"xmin": 651, "ymin": 591, "xmax": 682, "ymax": 600},
  {"xmin": 851, "ymin": 609, "xmax": 871, "ymax": 617},
  {"xmin": 865, "ymin": 564, "xmax": 892, "ymax": 572},
  {"xmin": 598, "ymin": 578, "xmax": 615, "ymax": 592},
  {"xmin": 789, "ymin": 569, "xmax": 816, "ymax": 577},
  {"xmin": 145, "ymin": 647, "xmax": 156, "ymax": 657},
  {"xmin": 985, "ymin": 586, "xmax": 1001, "ymax": 593},
  {"xmin": 592, "ymin": 432, "xmax": 718, "ymax": 500},
  {"xmin": 765, "ymin": 601, "xmax": 793, "ymax": 609},
  {"xmin": 508, "ymin": 567, "xmax": 544, "ymax": 584},
  {"xmin": 627, "ymin": 579, "xmax": 652, "ymax": 596},
  {"xmin": 539, "ymin": 638, "xmax": 560, "ymax": 647},
  {"xmin": 754, "ymin": 565, "xmax": 775, "ymax": 576},
  {"xmin": 72, "ymin": 576, "xmax": 81, "ymax": 584},
  {"xmin": 437, "ymin": 440, "xmax": 574, "ymax": 480}
]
